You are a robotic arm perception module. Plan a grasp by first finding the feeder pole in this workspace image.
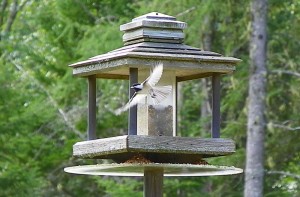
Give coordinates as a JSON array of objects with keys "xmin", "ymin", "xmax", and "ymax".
[
  {"xmin": 88, "ymin": 75, "xmax": 97, "ymax": 140},
  {"xmin": 129, "ymin": 68, "xmax": 138, "ymax": 135},
  {"xmin": 144, "ymin": 168, "xmax": 164, "ymax": 197},
  {"xmin": 211, "ymin": 74, "xmax": 221, "ymax": 138}
]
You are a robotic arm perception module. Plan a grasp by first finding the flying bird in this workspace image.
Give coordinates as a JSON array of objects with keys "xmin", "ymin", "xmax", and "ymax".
[{"xmin": 115, "ymin": 63, "xmax": 172, "ymax": 115}]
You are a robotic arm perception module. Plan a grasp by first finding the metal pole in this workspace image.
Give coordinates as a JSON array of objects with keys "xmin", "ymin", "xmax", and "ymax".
[
  {"xmin": 144, "ymin": 168, "xmax": 163, "ymax": 197},
  {"xmin": 88, "ymin": 75, "xmax": 96, "ymax": 140},
  {"xmin": 129, "ymin": 68, "xmax": 138, "ymax": 135},
  {"xmin": 211, "ymin": 74, "xmax": 221, "ymax": 138}
]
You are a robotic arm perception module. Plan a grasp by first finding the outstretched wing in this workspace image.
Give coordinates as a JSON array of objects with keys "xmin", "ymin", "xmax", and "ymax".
[
  {"xmin": 150, "ymin": 85, "xmax": 172, "ymax": 105},
  {"xmin": 145, "ymin": 63, "xmax": 163, "ymax": 87},
  {"xmin": 115, "ymin": 93, "xmax": 146, "ymax": 115}
]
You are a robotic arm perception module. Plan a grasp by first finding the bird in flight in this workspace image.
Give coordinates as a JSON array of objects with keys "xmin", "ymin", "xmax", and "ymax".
[{"xmin": 115, "ymin": 63, "xmax": 172, "ymax": 115}]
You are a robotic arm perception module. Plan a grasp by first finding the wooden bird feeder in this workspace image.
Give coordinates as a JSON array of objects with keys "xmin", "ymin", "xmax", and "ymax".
[{"xmin": 64, "ymin": 12, "xmax": 242, "ymax": 196}]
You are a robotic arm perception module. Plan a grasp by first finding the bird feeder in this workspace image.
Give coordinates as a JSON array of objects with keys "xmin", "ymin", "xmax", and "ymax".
[{"xmin": 64, "ymin": 12, "xmax": 242, "ymax": 196}]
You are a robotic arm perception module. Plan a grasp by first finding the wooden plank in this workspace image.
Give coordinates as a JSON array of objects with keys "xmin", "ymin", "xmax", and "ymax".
[
  {"xmin": 212, "ymin": 74, "xmax": 221, "ymax": 138},
  {"xmin": 126, "ymin": 52, "xmax": 239, "ymax": 63},
  {"xmin": 87, "ymin": 75, "xmax": 96, "ymax": 140},
  {"xmin": 70, "ymin": 50, "xmax": 239, "ymax": 68},
  {"xmin": 95, "ymin": 73, "xmax": 128, "ymax": 80},
  {"xmin": 120, "ymin": 18, "xmax": 186, "ymax": 31},
  {"xmin": 109, "ymin": 42, "xmax": 213, "ymax": 53},
  {"xmin": 73, "ymin": 135, "xmax": 235, "ymax": 159},
  {"xmin": 123, "ymin": 27, "xmax": 184, "ymax": 42},
  {"xmin": 176, "ymin": 72, "xmax": 214, "ymax": 82},
  {"xmin": 127, "ymin": 135, "xmax": 234, "ymax": 154},
  {"xmin": 130, "ymin": 47, "xmax": 220, "ymax": 56},
  {"xmin": 73, "ymin": 136, "xmax": 128, "ymax": 157},
  {"xmin": 129, "ymin": 68, "xmax": 138, "ymax": 135},
  {"xmin": 72, "ymin": 57, "xmax": 236, "ymax": 78},
  {"xmin": 92, "ymin": 70, "xmax": 226, "ymax": 82},
  {"xmin": 144, "ymin": 168, "xmax": 163, "ymax": 197}
]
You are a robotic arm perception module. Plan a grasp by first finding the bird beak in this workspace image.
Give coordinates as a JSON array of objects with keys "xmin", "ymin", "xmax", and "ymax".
[{"xmin": 130, "ymin": 86, "xmax": 134, "ymax": 89}]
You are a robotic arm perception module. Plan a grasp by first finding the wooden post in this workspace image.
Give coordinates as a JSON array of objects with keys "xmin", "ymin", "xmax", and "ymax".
[
  {"xmin": 211, "ymin": 74, "xmax": 221, "ymax": 138},
  {"xmin": 88, "ymin": 75, "xmax": 96, "ymax": 140},
  {"xmin": 129, "ymin": 68, "xmax": 138, "ymax": 135},
  {"xmin": 144, "ymin": 168, "xmax": 164, "ymax": 197}
]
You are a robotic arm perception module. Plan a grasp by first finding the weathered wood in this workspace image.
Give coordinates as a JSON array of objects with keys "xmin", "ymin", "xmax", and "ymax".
[
  {"xmin": 71, "ymin": 58, "xmax": 236, "ymax": 80},
  {"xmin": 115, "ymin": 47, "xmax": 221, "ymax": 56},
  {"xmin": 123, "ymin": 27, "xmax": 184, "ymax": 42},
  {"xmin": 176, "ymin": 72, "xmax": 214, "ymax": 82},
  {"xmin": 74, "ymin": 136, "xmax": 129, "ymax": 158},
  {"xmin": 87, "ymin": 75, "xmax": 96, "ymax": 140},
  {"xmin": 144, "ymin": 168, "xmax": 163, "ymax": 197},
  {"xmin": 127, "ymin": 136, "xmax": 234, "ymax": 154},
  {"xmin": 95, "ymin": 73, "xmax": 128, "ymax": 80},
  {"xmin": 73, "ymin": 135, "xmax": 235, "ymax": 162},
  {"xmin": 108, "ymin": 42, "xmax": 220, "ymax": 55},
  {"xmin": 93, "ymin": 69, "xmax": 226, "ymax": 82},
  {"xmin": 131, "ymin": 48, "xmax": 218, "ymax": 56},
  {"xmin": 70, "ymin": 50, "xmax": 239, "ymax": 68},
  {"xmin": 212, "ymin": 74, "xmax": 221, "ymax": 138},
  {"xmin": 129, "ymin": 68, "xmax": 138, "ymax": 135},
  {"xmin": 120, "ymin": 12, "xmax": 186, "ymax": 32}
]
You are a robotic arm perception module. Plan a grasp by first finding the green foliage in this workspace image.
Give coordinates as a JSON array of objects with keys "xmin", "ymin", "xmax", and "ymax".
[
  {"xmin": 96, "ymin": 177, "xmax": 143, "ymax": 197},
  {"xmin": 0, "ymin": 0, "xmax": 299, "ymax": 196}
]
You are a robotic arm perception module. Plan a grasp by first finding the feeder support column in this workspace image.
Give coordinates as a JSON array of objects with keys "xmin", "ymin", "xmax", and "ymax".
[
  {"xmin": 88, "ymin": 75, "xmax": 96, "ymax": 140},
  {"xmin": 144, "ymin": 168, "xmax": 164, "ymax": 197},
  {"xmin": 129, "ymin": 68, "xmax": 138, "ymax": 135},
  {"xmin": 212, "ymin": 74, "xmax": 221, "ymax": 138}
]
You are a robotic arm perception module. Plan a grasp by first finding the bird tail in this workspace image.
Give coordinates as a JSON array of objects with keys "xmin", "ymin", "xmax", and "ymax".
[{"xmin": 150, "ymin": 85, "xmax": 172, "ymax": 105}]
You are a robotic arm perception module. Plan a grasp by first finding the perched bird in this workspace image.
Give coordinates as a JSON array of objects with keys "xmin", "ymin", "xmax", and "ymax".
[{"xmin": 115, "ymin": 63, "xmax": 172, "ymax": 115}]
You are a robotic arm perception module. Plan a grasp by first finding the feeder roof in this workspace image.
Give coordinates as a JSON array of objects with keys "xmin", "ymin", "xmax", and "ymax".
[{"xmin": 69, "ymin": 12, "xmax": 240, "ymax": 81}]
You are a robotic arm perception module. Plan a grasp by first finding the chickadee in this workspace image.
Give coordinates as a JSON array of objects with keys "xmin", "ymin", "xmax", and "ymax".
[{"xmin": 115, "ymin": 63, "xmax": 172, "ymax": 115}]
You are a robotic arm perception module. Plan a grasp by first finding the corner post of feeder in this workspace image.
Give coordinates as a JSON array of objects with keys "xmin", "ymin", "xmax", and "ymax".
[
  {"xmin": 144, "ymin": 168, "xmax": 164, "ymax": 197},
  {"xmin": 88, "ymin": 75, "xmax": 97, "ymax": 140},
  {"xmin": 175, "ymin": 77, "xmax": 179, "ymax": 136},
  {"xmin": 129, "ymin": 67, "xmax": 138, "ymax": 135},
  {"xmin": 211, "ymin": 73, "xmax": 221, "ymax": 138}
]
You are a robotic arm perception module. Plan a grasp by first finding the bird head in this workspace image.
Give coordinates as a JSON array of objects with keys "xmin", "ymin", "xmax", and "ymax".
[{"xmin": 131, "ymin": 83, "xmax": 143, "ymax": 92}]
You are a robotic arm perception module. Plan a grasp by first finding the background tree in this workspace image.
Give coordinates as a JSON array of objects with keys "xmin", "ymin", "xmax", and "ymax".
[{"xmin": 244, "ymin": 0, "xmax": 268, "ymax": 196}]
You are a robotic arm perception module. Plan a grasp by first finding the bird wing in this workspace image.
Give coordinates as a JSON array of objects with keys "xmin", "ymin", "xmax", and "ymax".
[
  {"xmin": 115, "ymin": 93, "xmax": 146, "ymax": 115},
  {"xmin": 150, "ymin": 85, "xmax": 172, "ymax": 105},
  {"xmin": 144, "ymin": 63, "xmax": 164, "ymax": 87}
]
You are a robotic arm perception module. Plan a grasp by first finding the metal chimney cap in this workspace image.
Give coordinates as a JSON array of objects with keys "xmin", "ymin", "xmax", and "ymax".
[
  {"xmin": 132, "ymin": 12, "xmax": 176, "ymax": 21},
  {"xmin": 120, "ymin": 12, "xmax": 187, "ymax": 32},
  {"xmin": 120, "ymin": 12, "xmax": 187, "ymax": 45}
]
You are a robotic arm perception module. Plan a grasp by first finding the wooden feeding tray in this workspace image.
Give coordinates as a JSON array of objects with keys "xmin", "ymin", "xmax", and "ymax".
[{"xmin": 73, "ymin": 135, "xmax": 235, "ymax": 164}]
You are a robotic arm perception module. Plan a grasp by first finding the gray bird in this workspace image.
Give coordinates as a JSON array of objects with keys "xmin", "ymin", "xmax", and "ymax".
[{"xmin": 115, "ymin": 63, "xmax": 172, "ymax": 115}]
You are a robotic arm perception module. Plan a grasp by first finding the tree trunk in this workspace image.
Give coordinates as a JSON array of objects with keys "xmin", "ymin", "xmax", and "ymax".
[
  {"xmin": 4, "ymin": 0, "xmax": 18, "ymax": 35},
  {"xmin": 244, "ymin": 0, "xmax": 268, "ymax": 197}
]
